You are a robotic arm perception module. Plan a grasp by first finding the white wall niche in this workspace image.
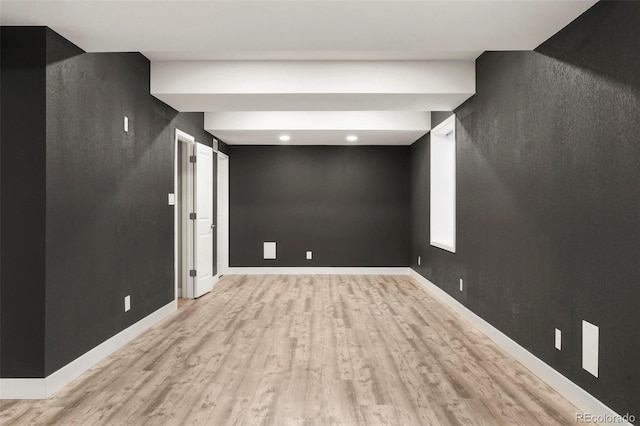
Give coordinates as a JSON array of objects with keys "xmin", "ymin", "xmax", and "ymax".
[{"xmin": 430, "ymin": 114, "xmax": 456, "ymax": 253}]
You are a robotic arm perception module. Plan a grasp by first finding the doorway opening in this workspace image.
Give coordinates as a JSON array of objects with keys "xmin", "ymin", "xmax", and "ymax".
[
  {"xmin": 174, "ymin": 129, "xmax": 217, "ymax": 302},
  {"xmin": 175, "ymin": 130, "xmax": 195, "ymax": 303}
]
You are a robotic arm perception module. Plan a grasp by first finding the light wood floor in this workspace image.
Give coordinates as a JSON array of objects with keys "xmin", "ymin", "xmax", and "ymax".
[{"xmin": 1, "ymin": 275, "xmax": 583, "ymax": 425}]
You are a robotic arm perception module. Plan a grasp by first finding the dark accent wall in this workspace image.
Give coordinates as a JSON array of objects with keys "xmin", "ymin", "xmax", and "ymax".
[
  {"xmin": 430, "ymin": 111, "xmax": 453, "ymax": 129},
  {"xmin": 1, "ymin": 27, "xmax": 215, "ymax": 377},
  {"xmin": 1, "ymin": 27, "xmax": 47, "ymax": 378},
  {"xmin": 218, "ymin": 140, "xmax": 230, "ymax": 156},
  {"xmin": 230, "ymin": 145, "xmax": 410, "ymax": 267},
  {"xmin": 411, "ymin": 1, "xmax": 640, "ymax": 419}
]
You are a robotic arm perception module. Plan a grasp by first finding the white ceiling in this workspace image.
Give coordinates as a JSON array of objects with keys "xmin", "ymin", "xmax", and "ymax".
[{"xmin": 1, "ymin": 0, "xmax": 597, "ymax": 145}]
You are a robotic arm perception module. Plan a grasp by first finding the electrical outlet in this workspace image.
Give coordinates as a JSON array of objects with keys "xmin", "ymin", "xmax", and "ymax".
[
  {"xmin": 124, "ymin": 295, "xmax": 131, "ymax": 312},
  {"xmin": 417, "ymin": 256, "xmax": 421, "ymax": 266},
  {"xmin": 124, "ymin": 116, "xmax": 129, "ymax": 132},
  {"xmin": 555, "ymin": 328, "xmax": 562, "ymax": 350},
  {"xmin": 306, "ymin": 251, "xmax": 312, "ymax": 260},
  {"xmin": 459, "ymin": 278, "xmax": 464, "ymax": 292}
]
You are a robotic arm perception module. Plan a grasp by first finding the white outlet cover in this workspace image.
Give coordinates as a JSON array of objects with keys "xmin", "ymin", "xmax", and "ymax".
[
  {"xmin": 264, "ymin": 242, "xmax": 276, "ymax": 259},
  {"xmin": 168, "ymin": 193, "xmax": 176, "ymax": 206},
  {"xmin": 417, "ymin": 256, "xmax": 421, "ymax": 265},
  {"xmin": 459, "ymin": 278, "xmax": 463, "ymax": 292},
  {"xmin": 555, "ymin": 328, "xmax": 562, "ymax": 350},
  {"xmin": 306, "ymin": 251, "xmax": 312, "ymax": 260},
  {"xmin": 124, "ymin": 295, "xmax": 131, "ymax": 312},
  {"xmin": 124, "ymin": 116, "xmax": 129, "ymax": 132},
  {"xmin": 582, "ymin": 320, "xmax": 599, "ymax": 377}
]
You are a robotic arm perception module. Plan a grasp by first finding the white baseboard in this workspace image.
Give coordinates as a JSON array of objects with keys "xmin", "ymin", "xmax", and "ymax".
[
  {"xmin": 226, "ymin": 267, "xmax": 410, "ymax": 275},
  {"xmin": 0, "ymin": 300, "xmax": 177, "ymax": 400},
  {"xmin": 408, "ymin": 269, "xmax": 630, "ymax": 425},
  {"xmin": 0, "ymin": 379, "xmax": 47, "ymax": 400}
]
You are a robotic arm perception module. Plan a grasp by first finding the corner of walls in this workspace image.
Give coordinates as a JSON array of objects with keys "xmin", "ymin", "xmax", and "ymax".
[{"xmin": 217, "ymin": 139, "xmax": 230, "ymax": 156}]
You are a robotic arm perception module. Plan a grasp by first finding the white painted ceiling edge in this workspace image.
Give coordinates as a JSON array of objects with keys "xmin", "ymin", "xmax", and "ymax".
[
  {"xmin": 0, "ymin": 0, "xmax": 597, "ymax": 145},
  {"xmin": 0, "ymin": 1, "xmax": 597, "ymax": 61}
]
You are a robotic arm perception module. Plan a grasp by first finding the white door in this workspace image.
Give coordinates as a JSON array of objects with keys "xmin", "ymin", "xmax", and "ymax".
[
  {"xmin": 217, "ymin": 153, "xmax": 229, "ymax": 275},
  {"xmin": 194, "ymin": 143, "xmax": 215, "ymax": 298}
]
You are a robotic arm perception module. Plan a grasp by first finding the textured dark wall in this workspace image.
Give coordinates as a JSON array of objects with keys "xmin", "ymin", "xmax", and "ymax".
[
  {"xmin": 430, "ymin": 111, "xmax": 453, "ymax": 129},
  {"xmin": 218, "ymin": 140, "xmax": 230, "ymax": 156},
  {"xmin": 0, "ymin": 27, "xmax": 47, "ymax": 378},
  {"xmin": 43, "ymin": 29, "xmax": 214, "ymax": 375},
  {"xmin": 230, "ymin": 145, "xmax": 410, "ymax": 267},
  {"xmin": 411, "ymin": 1, "xmax": 640, "ymax": 418}
]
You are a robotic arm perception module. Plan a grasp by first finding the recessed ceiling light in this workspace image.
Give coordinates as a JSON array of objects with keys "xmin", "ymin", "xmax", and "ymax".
[
  {"xmin": 346, "ymin": 135, "xmax": 358, "ymax": 142},
  {"xmin": 279, "ymin": 134, "xmax": 290, "ymax": 142}
]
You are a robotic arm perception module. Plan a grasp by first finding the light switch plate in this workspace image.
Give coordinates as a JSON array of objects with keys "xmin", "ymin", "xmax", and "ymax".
[
  {"xmin": 168, "ymin": 193, "xmax": 176, "ymax": 206},
  {"xmin": 124, "ymin": 116, "xmax": 129, "ymax": 132}
]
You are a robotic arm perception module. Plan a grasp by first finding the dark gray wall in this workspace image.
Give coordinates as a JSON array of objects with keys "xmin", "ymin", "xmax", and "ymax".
[
  {"xmin": 430, "ymin": 111, "xmax": 453, "ymax": 129},
  {"xmin": 230, "ymin": 145, "xmax": 410, "ymax": 267},
  {"xmin": 218, "ymin": 140, "xmax": 230, "ymax": 156},
  {"xmin": 411, "ymin": 1, "xmax": 639, "ymax": 419},
  {"xmin": 44, "ymin": 29, "xmax": 214, "ymax": 375},
  {"xmin": 1, "ymin": 27, "xmax": 215, "ymax": 377},
  {"xmin": 0, "ymin": 27, "xmax": 47, "ymax": 378}
]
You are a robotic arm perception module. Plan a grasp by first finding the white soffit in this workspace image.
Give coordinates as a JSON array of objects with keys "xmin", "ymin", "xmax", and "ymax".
[
  {"xmin": 154, "ymin": 93, "xmax": 471, "ymax": 113},
  {"xmin": 150, "ymin": 60, "xmax": 475, "ymax": 113},
  {"xmin": 205, "ymin": 111, "xmax": 431, "ymax": 145},
  {"xmin": 209, "ymin": 130, "xmax": 429, "ymax": 146},
  {"xmin": 156, "ymin": 61, "xmax": 464, "ymax": 145},
  {"xmin": 205, "ymin": 111, "xmax": 431, "ymax": 131},
  {"xmin": 151, "ymin": 61, "xmax": 475, "ymax": 94}
]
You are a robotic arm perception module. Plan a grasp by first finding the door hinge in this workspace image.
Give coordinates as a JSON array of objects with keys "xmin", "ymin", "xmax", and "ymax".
[
  {"xmin": 189, "ymin": 212, "xmax": 197, "ymax": 220},
  {"xmin": 189, "ymin": 155, "xmax": 197, "ymax": 163},
  {"xmin": 189, "ymin": 269, "xmax": 197, "ymax": 277}
]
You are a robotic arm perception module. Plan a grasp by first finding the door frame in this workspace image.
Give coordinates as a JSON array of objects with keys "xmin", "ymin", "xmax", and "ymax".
[
  {"xmin": 217, "ymin": 151, "xmax": 229, "ymax": 276},
  {"xmin": 174, "ymin": 129, "xmax": 195, "ymax": 301}
]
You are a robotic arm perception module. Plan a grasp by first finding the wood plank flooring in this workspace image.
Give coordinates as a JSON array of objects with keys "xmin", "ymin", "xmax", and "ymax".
[{"xmin": 0, "ymin": 275, "xmax": 584, "ymax": 425}]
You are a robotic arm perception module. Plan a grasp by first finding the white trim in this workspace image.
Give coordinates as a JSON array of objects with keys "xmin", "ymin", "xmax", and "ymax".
[
  {"xmin": 0, "ymin": 379, "xmax": 46, "ymax": 400},
  {"xmin": 0, "ymin": 301, "xmax": 176, "ymax": 400},
  {"xmin": 174, "ymin": 129, "xmax": 196, "ymax": 299},
  {"xmin": 216, "ymin": 152, "xmax": 230, "ymax": 277},
  {"xmin": 226, "ymin": 267, "xmax": 410, "ymax": 275},
  {"xmin": 430, "ymin": 113, "xmax": 456, "ymax": 254},
  {"xmin": 175, "ymin": 129, "xmax": 195, "ymax": 143},
  {"xmin": 408, "ymin": 269, "xmax": 631, "ymax": 424}
]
